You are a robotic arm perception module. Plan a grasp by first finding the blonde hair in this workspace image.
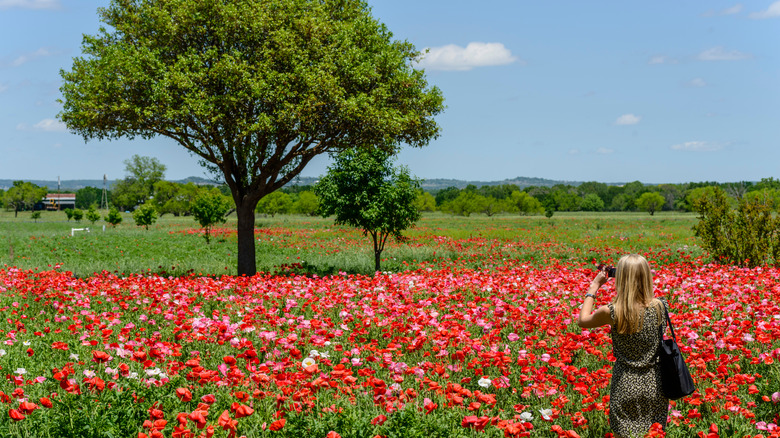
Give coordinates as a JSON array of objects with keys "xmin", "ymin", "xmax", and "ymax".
[{"xmin": 612, "ymin": 254, "xmax": 663, "ymax": 334}]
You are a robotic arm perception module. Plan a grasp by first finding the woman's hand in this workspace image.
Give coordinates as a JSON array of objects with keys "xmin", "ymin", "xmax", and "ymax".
[{"xmin": 591, "ymin": 269, "xmax": 608, "ymax": 289}]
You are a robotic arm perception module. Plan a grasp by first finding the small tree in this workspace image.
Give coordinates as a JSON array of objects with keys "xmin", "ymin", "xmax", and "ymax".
[
  {"xmin": 191, "ymin": 192, "xmax": 231, "ymax": 244},
  {"xmin": 636, "ymin": 192, "xmax": 666, "ymax": 215},
  {"xmin": 315, "ymin": 149, "xmax": 421, "ymax": 272},
  {"xmin": 507, "ymin": 190, "xmax": 544, "ymax": 215},
  {"xmin": 31, "ymin": 211, "xmax": 41, "ymax": 222},
  {"xmin": 72, "ymin": 209, "xmax": 84, "ymax": 222},
  {"xmin": 256, "ymin": 191, "xmax": 293, "ymax": 217},
  {"xmin": 293, "ymin": 191, "xmax": 320, "ymax": 216},
  {"xmin": 414, "ymin": 190, "xmax": 436, "ymax": 212},
  {"xmin": 86, "ymin": 205, "xmax": 101, "ymax": 224},
  {"xmin": 440, "ymin": 191, "xmax": 487, "ymax": 217},
  {"xmin": 132, "ymin": 203, "xmax": 157, "ymax": 230},
  {"xmin": 104, "ymin": 208, "xmax": 123, "ymax": 227},
  {"xmin": 581, "ymin": 193, "xmax": 605, "ymax": 212},
  {"xmin": 64, "ymin": 208, "xmax": 74, "ymax": 222}
]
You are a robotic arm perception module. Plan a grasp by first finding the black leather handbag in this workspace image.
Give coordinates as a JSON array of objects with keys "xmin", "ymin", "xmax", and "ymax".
[{"xmin": 658, "ymin": 304, "xmax": 696, "ymax": 400}]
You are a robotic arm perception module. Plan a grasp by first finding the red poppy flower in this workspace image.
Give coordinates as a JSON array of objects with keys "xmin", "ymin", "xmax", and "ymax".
[
  {"xmin": 175, "ymin": 388, "xmax": 192, "ymax": 402},
  {"xmin": 9, "ymin": 409, "xmax": 25, "ymax": 421},
  {"xmin": 269, "ymin": 419, "xmax": 285, "ymax": 431}
]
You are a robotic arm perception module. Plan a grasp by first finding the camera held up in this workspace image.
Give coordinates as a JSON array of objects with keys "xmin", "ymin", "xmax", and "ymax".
[{"xmin": 597, "ymin": 264, "xmax": 617, "ymax": 278}]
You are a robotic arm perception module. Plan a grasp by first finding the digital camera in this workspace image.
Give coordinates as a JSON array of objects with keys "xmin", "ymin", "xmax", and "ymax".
[{"xmin": 597, "ymin": 264, "xmax": 617, "ymax": 278}]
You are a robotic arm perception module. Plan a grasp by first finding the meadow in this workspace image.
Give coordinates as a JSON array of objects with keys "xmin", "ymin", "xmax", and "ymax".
[{"xmin": 0, "ymin": 210, "xmax": 777, "ymax": 438}]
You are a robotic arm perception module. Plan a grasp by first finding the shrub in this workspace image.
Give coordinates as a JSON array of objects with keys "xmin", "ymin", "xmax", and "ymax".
[
  {"xmin": 191, "ymin": 192, "xmax": 231, "ymax": 243},
  {"xmin": 104, "ymin": 208, "xmax": 123, "ymax": 227},
  {"xmin": 72, "ymin": 208, "xmax": 84, "ymax": 222},
  {"xmin": 86, "ymin": 205, "xmax": 101, "ymax": 224},
  {"xmin": 132, "ymin": 203, "xmax": 157, "ymax": 230},
  {"xmin": 692, "ymin": 187, "xmax": 780, "ymax": 267}
]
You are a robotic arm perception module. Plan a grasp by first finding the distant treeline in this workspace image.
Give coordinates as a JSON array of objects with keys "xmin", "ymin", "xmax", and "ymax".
[
  {"xmin": 418, "ymin": 178, "xmax": 780, "ymax": 216},
  {"xmin": 4, "ymin": 177, "xmax": 780, "ymax": 218}
]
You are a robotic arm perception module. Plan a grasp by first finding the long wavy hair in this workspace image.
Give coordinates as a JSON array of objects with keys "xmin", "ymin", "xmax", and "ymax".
[{"xmin": 611, "ymin": 254, "xmax": 663, "ymax": 334}]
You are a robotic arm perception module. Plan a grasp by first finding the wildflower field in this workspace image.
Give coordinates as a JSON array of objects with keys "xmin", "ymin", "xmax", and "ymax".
[{"xmin": 0, "ymin": 212, "xmax": 778, "ymax": 437}]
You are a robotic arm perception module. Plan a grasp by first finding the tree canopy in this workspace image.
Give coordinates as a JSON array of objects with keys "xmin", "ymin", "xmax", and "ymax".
[
  {"xmin": 112, "ymin": 155, "xmax": 167, "ymax": 211},
  {"xmin": 59, "ymin": 0, "xmax": 444, "ymax": 275},
  {"xmin": 3, "ymin": 181, "xmax": 47, "ymax": 217}
]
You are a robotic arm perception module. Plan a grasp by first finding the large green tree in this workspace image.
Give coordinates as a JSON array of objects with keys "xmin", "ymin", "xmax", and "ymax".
[
  {"xmin": 315, "ymin": 149, "xmax": 421, "ymax": 272},
  {"xmin": 112, "ymin": 155, "xmax": 167, "ymax": 211},
  {"xmin": 3, "ymin": 181, "xmax": 47, "ymax": 217},
  {"xmin": 59, "ymin": 0, "xmax": 444, "ymax": 276},
  {"xmin": 75, "ymin": 186, "xmax": 103, "ymax": 209}
]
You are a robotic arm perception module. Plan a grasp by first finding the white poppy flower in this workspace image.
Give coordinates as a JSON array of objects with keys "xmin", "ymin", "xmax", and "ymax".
[{"xmin": 477, "ymin": 376, "xmax": 492, "ymax": 388}]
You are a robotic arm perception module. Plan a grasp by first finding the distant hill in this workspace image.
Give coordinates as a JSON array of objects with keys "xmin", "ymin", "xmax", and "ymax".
[
  {"xmin": 0, "ymin": 176, "xmax": 221, "ymax": 191},
  {"xmin": 285, "ymin": 176, "xmax": 596, "ymax": 191}
]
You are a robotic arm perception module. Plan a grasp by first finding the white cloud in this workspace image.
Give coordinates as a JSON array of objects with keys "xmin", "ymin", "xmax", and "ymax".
[
  {"xmin": 596, "ymin": 147, "xmax": 614, "ymax": 155},
  {"xmin": 671, "ymin": 141, "xmax": 723, "ymax": 152},
  {"xmin": 568, "ymin": 149, "xmax": 580, "ymax": 155},
  {"xmin": 648, "ymin": 55, "xmax": 678, "ymax": 65},
  {"xmin": 721, "ymin": 4, "xmax": 743, "ymax": 14},
  {"xmin": 615, "ymin": 114, "xmax": 641, "ymax": 125},
  {"xmin": 750, "ymin": 1, "xmax": 780, "ymax": 18},
  {"xmin": 698, "ymin": 46, "xmax": 752, "ymax": 61},
  {"xmin": 416, "ymin": 42, "xmax": 518, "ymax": 71},
  {"xmin": 11, "ymin": 47, "xmax": 57, "ymax": 67},
  {"xmin": 703, "ymin": 4, "xmax": 743, "ymax": 16},
  {"xmin": 0, "ymin": 0, "xmax": 60, "ymax": 9},
  {"xmin": 0, "ymin": 83, "xmax": 7, "ymax": 93},
  {"xmin": 687, "ymin": 78, "xmax": 707, "ymax": 87},
  {"xmin": 25, "ymin": 119, "xmax": 68, "ymax": 132}
]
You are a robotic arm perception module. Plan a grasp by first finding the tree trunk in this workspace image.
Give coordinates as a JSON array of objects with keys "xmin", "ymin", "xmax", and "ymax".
[
  {"xmin": 372, "ymin": 231, "xmax": 381, "ymax": 272},
  {"xmin": 236, "ymin": 202, "xmax": 257, "ymax": 276}
]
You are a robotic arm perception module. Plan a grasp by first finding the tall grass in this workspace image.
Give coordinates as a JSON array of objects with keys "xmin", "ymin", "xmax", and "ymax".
[{"xmin": 0, "ymin": 209, "xmax": 702, "ymax": 277}]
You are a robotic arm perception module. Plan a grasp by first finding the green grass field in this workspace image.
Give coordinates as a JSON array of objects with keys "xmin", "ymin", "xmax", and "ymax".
[{"xmin": 1, "ymin": 209, "xmax": 704, "ymax": 277}]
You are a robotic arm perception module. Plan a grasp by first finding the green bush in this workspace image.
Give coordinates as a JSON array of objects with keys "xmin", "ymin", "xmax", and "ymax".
[
  {"xmin": 104, "ymin": 208, "xmax": 123, "ymax": 227},
  {"xmin": 86, "ymin": 205, "xmax": 101, "ymax": 224},
  {"xmin": 191, "ymin": 192, "xmax": 231, "ymax": 243},
  {"xmin": 132, "ymin": 203, "xmax": 157, "ymax": 230},
  {"xmin": 692, "ymin": 186, "xmax": 780, "ymax": 267}
]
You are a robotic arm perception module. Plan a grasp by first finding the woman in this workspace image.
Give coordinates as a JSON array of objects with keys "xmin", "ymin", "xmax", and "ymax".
[{"xmin": 577, "ymin": 254, "xmax": 668, "ymax": 438}]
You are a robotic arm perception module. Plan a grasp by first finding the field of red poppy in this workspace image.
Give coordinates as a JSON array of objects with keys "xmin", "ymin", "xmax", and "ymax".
[{"xmin": 0, "ymin": 212, "xmax": 778, "ymax": 437}]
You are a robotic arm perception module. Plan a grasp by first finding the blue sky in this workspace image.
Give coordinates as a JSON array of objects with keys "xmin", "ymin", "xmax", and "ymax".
[{"xmin": 1, "ymin": 0, "xmax": 778, "ymax": 184}]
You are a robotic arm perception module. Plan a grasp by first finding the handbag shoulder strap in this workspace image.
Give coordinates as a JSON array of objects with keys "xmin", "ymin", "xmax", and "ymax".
[{"xmin": 661, "ymin": 300, "xmax": 678, "ymax": 342}]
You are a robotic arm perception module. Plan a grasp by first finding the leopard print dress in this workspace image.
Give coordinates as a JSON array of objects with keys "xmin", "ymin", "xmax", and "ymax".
[{"xmin": 607, "ymin": 302, "xmax": 669, "ymax": 437}]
